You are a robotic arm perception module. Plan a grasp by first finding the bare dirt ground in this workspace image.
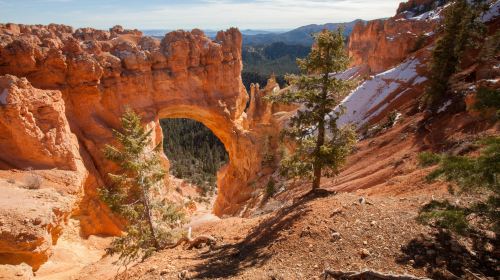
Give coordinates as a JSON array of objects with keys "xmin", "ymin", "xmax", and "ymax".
[
  {"xmin": 34, "ymin": 219, "xmax": 112, "ymax": 280},
  {"xmin": 91, "ymin": 190, "xmax": 454, "ymax": 280},
  {"xmin": 30, "ymin": 177, "xmax": 219, "ymax": 280}
]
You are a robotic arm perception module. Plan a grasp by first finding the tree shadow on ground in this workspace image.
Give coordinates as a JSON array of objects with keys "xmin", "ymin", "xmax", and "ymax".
[
  {"xmin": 189, "ymin": 190, "xmax": 333, "ymax": 278},
  {"xmin": 396, "ymin": 230, "xmax": 498, "ymax": 280}
]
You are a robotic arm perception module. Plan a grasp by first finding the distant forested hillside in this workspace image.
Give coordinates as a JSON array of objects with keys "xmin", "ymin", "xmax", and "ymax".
[
  {"xmin": 160, "ymin": 118, "xmax": 228, "ymax": 195},
  {"xmin": 240, "ymin": 20, "xmax": 363, "ymax": 89},
  {"xmin": 242, "ymin": 20, "xmax": 363, "ymax": 46},
  {"xmin": 241, "ymin": 42, "xmax": 310, "ymax": 89}
]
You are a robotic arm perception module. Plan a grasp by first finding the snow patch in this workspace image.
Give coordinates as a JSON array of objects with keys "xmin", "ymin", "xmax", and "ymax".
[
  {"xmin": 0, "ymin": 89, "xmax": 8, "ymax": 105},
  {"xmin": 377, "ymin": 58, "xmax": 421, "ymax": 83},
  {"xmin": 410, "ymin": 9, "xmax": 440, "ymax": 21},
  {"xmin": 437, "ymin": 100, "xmax": 452, "ymax": 113},
  {"xmin": 413, "ymin": 76, "xmax": 428, "ymax": 85},
  {"xmin": 335, "ymin": 58, "xmax": 424, "ymax": 127},
  {"xmin": 409, "ymin": 3, "xmax": 451, "ymax": 21},
  {"xmin": 332, "ymin": 66, "xmax": 361, "ymax": 80},
  {"xmin": 481, "ymin": 1, "xmax": 500, "ymax": 22}
]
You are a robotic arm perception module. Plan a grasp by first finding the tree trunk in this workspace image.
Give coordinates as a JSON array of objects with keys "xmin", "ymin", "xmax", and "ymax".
[
  {"xmin": 312, "ymin": 119, "xmax": 325, "ymax": 190},
  {"xmin": 140, "ymin": 177, "xmax": 160, "ymax": 250},
  {"xmin": 312, "ymin": 71, "xmax": 330, "ymax": 190}
]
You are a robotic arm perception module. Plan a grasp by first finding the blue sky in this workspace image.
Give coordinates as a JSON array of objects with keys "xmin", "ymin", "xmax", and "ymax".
[{"xmin": 0, "ymin": 0, "xmax": 402, "ymax": 30}]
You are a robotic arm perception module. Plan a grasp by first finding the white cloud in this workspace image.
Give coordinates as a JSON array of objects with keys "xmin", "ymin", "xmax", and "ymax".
[
  {"xmin": 1, "ymin": 0, "xmax": 402, "ymax": 30},
  {"xmin": 76, "ymin": 0, "xmax": 400, "ymax": 29}
]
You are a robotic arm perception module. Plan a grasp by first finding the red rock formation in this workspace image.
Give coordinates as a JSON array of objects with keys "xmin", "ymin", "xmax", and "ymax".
[
  {"xmin": 0, "ymin": 75, "xmax": 81, "ymax": 170},
  {"xmin": 0, "ymin": 23, "xmax": 286, "ymax": 269},
  {"xmin": 348, "ymin": 2, "xmax": 444, "ymax": 73},
  {"xmin": 0, "ymin": 75, "xmax": 87, "ymax": 270}
]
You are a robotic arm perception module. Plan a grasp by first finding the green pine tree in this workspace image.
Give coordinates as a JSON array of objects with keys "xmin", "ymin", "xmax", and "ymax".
[
  {"xmin": 425, "ymin": 0, "xmax": 486, "ymax": 112},
  {"xmin": 268, "ymin": 29, "xmax": 357, "ymax": 191},
  {"xmin": 99, "ymin": 109, "xmax": 184, "ymax": 265},
  {"xmin": 418, "ymin": 137, "xmax": 499, "ymax": 234}
]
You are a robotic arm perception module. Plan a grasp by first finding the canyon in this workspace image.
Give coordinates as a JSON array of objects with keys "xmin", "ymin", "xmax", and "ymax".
[{"xmin": 0, "ymin": 0, "xmax": 498, "ymax": 278}]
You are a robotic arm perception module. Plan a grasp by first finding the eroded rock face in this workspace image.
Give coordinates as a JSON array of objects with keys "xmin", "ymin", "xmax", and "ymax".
[
  {"xmin": 0, "ymin": 75, "xmax": 80, "ymax": 170},
  {"xmin": 0, "ymin": 75, "xmax": 87, "ymax": 270},
  {"xmin": 0, "ymin": 23, "xmax": 285, "ymax": 268},
  {"xmin": 348, "ymin": 1, "xmax": 445, "ymax": 73}
]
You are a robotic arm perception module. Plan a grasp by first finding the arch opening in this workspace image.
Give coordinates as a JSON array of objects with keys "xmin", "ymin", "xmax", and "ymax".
[{"xmin": 160, "ymin": 118, "xmax": 229, "ymax": 198}]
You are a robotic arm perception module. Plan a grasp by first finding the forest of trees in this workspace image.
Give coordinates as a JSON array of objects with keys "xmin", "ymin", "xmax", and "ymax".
[
  {"xmin": 160, "ymin": 118, "xmax": 228, "ymax": 195},
  {"xmin": 241, "ymin": 42, "xmax": 310, "ymax": 89}
]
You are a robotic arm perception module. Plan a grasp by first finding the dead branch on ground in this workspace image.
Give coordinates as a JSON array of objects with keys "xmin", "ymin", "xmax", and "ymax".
[{"xmin": 165, "ymin": 227, "xmax": 216, "ymax": 250}]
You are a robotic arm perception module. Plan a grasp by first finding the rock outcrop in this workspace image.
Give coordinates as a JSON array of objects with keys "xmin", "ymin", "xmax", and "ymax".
[
  {"xmin": 0, "ymin": 24, "xmax": 286, "ymax": 269},
  {"xmin": 0, "ymin": 75, "xmax": 81, "ymax": 170},
  {"xmin": 0, "ymin": 75, "xmax": 87, "ymax": 270},
  {"xmin": 344, "ymin": 0, "xmax": 500, "ymax": 127},
  {"xmin": 348, "ymin": 1, "xmax": 446, "ymax": 74}
]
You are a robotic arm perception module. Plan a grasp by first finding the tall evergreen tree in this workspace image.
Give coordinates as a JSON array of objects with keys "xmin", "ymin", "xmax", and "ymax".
[
  {"xmin": 100, "ymin": 109, "xmax": 184, "ymax": 265},
  {"xmin": 425, "ymin": 0, "xmax": 486, "ymax": 112},
  {"xmin": 268, "ymin": 29, "xmax": 356, "ymax": 191}
]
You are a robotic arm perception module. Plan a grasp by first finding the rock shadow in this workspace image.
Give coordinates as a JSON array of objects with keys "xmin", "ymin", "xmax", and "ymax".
[
  {"xmin": 396, "ymin": 230, "xmax": 498, "ymax": 279},
  {"xmin": 189, "ymin": 192, "xmax": 321, "ymax": 278}
]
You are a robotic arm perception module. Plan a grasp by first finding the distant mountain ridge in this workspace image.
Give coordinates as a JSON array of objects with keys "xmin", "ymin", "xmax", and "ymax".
[
  {"xmin": 243, "ymin": 19, "xmax": 365, "ymax": 46},
  {"xmin": 141, "ymin": 20, "xmax": 365, "ymax": 46},
  {"xmin": 142, "ymin": 29, "xmax": 285, "ymax": 38}
]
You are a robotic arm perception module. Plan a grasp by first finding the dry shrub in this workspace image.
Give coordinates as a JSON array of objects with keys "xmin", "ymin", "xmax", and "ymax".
[{"xmin": 25, "ymin": 173, "xmax": 42, "ymax": 190}]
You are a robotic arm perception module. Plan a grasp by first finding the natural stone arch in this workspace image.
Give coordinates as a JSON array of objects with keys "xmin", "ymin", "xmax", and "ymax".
[
  {"xmin": 157, "ymin": 104, "xmax": 259, "ymax": 216},
  {"xmin": 0, "ymin": 24, "xmax": 288, "ymax": 235}
]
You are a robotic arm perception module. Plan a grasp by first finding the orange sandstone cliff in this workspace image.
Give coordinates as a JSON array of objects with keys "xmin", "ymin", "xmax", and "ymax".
[
  {"xmin": 0, "ymin": 24, "xmax": 284, "ymax": 269},
  {"xmin": 348, "ymin": 0, "xmax": 447, "ymax": 74}
]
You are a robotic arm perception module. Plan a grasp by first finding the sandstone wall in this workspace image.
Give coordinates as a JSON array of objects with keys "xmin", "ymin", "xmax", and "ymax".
[
  {"xmin": 348, "ymin": 3, "xmax": 442, "ymax": 73},
  {"xmin": 0, "ymin": 75, "xmax": 87, "ymax": 270},
  {"xmin": 0, "ymin": 24, "xmax": 285, "ymax": 268}
]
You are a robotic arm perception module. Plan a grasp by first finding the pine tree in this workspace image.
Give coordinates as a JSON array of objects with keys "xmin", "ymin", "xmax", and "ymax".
[
  {"xmin": 99, "ymin": 109, "xmax": 184, "ymax": 265},
  {"xmin": 418, "ymin": 137, "xmax": 499, "ymax": 235},
  {"xmin": 425, "ymin": 0, "xmax": 486, "ymax": 112},
  {"xmin": 268, "ymin": 29, "xmax": 357, "ymax": 191}
]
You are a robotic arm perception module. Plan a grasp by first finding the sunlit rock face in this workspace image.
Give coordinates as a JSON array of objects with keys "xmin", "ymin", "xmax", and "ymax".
[
  {"xmin": 348, "ymin": 0, "xmax": 444, "ymax": 74},
  {"xmin": 0, "ymin": 75, "xmax": 88, "ymax": 270},
  {"xmin": 0, "ymin": 23, "xmax": 285, "ymax": 268}
]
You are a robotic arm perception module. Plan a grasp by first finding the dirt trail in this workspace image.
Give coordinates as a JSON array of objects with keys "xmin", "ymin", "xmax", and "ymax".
[{"xmin": 34, "ymin": 219, "xmax": 113, "ymax": 280}]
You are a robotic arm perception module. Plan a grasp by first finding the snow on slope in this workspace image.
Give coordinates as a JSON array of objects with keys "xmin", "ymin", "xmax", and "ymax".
[
  {"xmin": 482, "ymin": 0, "xmax": 500, "ymax": 22},
  {"xmin": 336, "ymin": 57, "xmax": 426, "ymax": 127}
]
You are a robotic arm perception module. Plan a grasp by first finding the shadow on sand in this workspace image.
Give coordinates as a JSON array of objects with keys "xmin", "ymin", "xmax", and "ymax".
[
  {"xmin": 396, "ymin": 230, "xmax": 498, "ymax": 279},
  {"xmin": 188, "ymin": 189, "xmax": 334, "ymax": 278}
]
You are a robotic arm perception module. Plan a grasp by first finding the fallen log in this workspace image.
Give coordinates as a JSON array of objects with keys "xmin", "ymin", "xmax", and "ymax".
[
  {"xmin": 165, "ymin": 227, "xmax": 216, "ymax": 250},
  {"xmin": 322, "ymin": 269, "xmax": 432, "ymax": 280}
]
